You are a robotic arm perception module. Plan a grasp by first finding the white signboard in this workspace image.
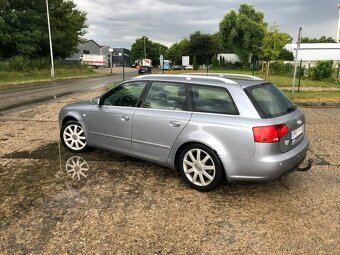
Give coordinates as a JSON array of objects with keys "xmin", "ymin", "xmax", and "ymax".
[{"xmin": 182, "ymin": 56, "xmax": 190, "ymax": 66}]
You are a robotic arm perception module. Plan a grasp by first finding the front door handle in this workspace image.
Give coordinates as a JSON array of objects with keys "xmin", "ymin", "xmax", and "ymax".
[
  {"xmin": 170, "ymin": 120, "xmax": 181, "ymax": 127},
  {"xmin": 121, "ymin": 115, "xmax": 130, "ymax": 121}
]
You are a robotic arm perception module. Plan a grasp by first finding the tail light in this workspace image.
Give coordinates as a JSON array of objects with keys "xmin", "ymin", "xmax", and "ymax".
[{"xmin": 253, "ymin": 124, "xmax": 289, "ymax": 143}]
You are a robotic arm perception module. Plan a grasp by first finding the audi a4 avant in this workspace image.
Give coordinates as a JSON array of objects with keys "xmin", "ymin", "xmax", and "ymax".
[{"xmin": 59, "ymin": 74, "xmax": 311, "ymax": 191}]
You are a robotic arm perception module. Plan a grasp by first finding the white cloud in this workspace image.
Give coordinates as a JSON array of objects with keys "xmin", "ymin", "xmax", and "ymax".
[{"xmin": 73, "ymin": 0, "xmax": 339, "ymax": 49}]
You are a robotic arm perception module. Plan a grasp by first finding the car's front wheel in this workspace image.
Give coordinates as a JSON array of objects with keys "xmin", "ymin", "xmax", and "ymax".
[
  {"xmin": 61, "ymin": 120, "xmax": 89, "ymax": 153},
  {"xmin": 179, "ymin": 144, "xmax": 223, "ymax": 191}
]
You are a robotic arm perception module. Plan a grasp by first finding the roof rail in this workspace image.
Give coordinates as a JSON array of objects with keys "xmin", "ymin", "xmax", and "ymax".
[
  {"xmin": 133, "ymin": 74, "xmax": 238, "ymax": 84},
  {"xmin": 186, "ymin": 73, "xmax": 263, "ymax": 81}
]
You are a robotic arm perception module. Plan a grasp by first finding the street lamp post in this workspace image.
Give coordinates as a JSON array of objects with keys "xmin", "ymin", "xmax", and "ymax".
[
  {"xmin": 122, "ymin": 50, "xmax": 125, "ymax": 81},
  {"xmin": 108, "ymin": 16, "xmax": 113, "ymax": 74},
  {"xmin": 292, "ymin": 26, "xmax": 303, "ymax": 96},
  {"xmin": 109, "ymin": 48, "xmax": 113, "ymax": 74},
  {"xmin": 46, "ymin": 0, "xmax": 54, "ymax": 78}
]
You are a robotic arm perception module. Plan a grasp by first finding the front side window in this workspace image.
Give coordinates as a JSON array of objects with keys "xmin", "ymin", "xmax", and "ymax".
[
  {"xmin": 143, "ymin": 82, "xmax": 187, "ymax": 111},
  {"xmin": 245, "ymin": 83, "xmax": 296, "ymax": 118},
  {"xmin": 102, "ymin": 81, "xmax": 146, "ymax": 107},
  {"xmin": 191, "ymin": 85, "xmax": 239, "ymax": 115}
]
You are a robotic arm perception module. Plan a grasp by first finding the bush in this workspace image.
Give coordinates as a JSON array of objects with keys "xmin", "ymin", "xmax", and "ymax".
[
  {"xmin": 0, "ymin": 57, "xmax": 84, "ymax": 72},
  {"xmin": 212, "ymin": 56, "xmax": 219, "ymax": 69},
  {"xmin": 270, "ymin": 61, "xmax": 293, "ymax": 75},
  {"xmin": 312, "ymin": 60, "xmax": 334, "ymax": 80}
]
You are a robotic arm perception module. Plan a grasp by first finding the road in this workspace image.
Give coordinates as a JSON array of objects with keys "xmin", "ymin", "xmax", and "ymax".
[{"xmin": 0, "ymin": 72, "xmax": 137, "ymax": 115}]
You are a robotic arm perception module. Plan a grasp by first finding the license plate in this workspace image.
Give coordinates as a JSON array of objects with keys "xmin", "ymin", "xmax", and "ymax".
[{"xmin": 291, "ymin": 125, "xmax": 304, "ymax": 140}]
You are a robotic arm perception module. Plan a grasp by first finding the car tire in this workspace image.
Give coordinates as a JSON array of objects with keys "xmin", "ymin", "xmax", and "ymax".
[
  {"xmin": 179, "ymin": 144, "xmax": 223, "ymax": 191},
  {"xmin": 61, "ymin": 120, "xmax": 89, "ymax": 153}
]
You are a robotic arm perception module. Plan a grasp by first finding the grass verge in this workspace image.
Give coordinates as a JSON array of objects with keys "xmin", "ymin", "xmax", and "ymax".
[{"xmin": 0, "ymin": 68, "xmax": 104, "ymax": 87}]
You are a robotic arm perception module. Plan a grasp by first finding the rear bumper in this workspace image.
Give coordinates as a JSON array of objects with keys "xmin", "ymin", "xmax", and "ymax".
[{"xmin": 220, "ymin": 136, "xmax": 310, "ymax": 181}]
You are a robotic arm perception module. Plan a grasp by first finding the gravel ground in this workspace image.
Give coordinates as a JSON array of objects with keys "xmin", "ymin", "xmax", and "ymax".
[{"xmin": 0, "ymin": 90, "xmax": 339, "ymax": 254}]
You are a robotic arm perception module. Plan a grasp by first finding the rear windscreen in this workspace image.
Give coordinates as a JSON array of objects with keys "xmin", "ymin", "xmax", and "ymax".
[{"xmin": 245, "ymin": 83, "xmax": 297, "ymax": 118}]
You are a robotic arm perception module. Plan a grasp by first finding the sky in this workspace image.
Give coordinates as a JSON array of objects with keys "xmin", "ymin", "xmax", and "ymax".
[{"xmin": 73, "ymin": 0, "xmax": 339, "ymax": 49}]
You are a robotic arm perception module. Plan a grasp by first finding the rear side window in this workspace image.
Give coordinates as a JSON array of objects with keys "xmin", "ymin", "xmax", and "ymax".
[
  {"xmin": 191, "ymin": 85, "xmax": 239, "ymax": 115},
  {"xmin": 143, "ymin": 82, "xmax": 187, "ymax": 111},
  {"xmin": 245, "ymin": 83, "xmax": 296, "ymax": 118}
]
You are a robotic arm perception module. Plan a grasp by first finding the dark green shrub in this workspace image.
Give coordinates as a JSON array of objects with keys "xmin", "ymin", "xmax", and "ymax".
[
  {"xmin": 212, "ymin": 56, "xmax": 219, "ymax": 68},
  {"xmin": 193, "ymin": 55, "xmax": 198, "ymax": 70},
  {"xmin": 312, "ymin": 60, "xmax": 334, "ymax": 80},
  {"xmin": 270, "ymin": 61, "xmax": 293, "ymax": 75}
]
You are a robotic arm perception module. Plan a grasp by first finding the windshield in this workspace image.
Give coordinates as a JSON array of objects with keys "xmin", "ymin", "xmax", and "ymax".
[{"xmin": 245, "ymin": 83, "xmax": 297, "ymax": 118}]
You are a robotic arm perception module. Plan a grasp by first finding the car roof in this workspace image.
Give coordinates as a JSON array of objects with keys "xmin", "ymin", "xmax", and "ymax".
[{"xmin": 133, "ymin": 73, "xmax": 266, "ymax": 88}]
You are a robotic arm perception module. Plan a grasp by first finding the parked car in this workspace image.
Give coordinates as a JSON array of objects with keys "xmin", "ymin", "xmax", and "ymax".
[
  {"xmin": 172, "ymin": 65, "xmax": 184, "ymax": 70},
  {"xmin": 59, "ymin": 74, "xmax": 311, "ymax": 191},
  {"xmin": 138, "ymin": 65, "xmax": 151, "ymax": 75},
  {"xmin": 184, "ymin": 65, "xmax": 193, "ymax": 70}
]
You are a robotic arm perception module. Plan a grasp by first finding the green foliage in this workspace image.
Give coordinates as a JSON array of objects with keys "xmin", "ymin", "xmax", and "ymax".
[
  {"xmin": 301, "ymin": 36, "xmax": 336, "ymax": 43},
  {"xmin": 192, "ymin": 55, "xmax": 198, "ymax": 70},
  {"xmin": 260, "ymin": 24, "xmax": 291, "ymax": 61},
  {"xmin": 219, "ymin": 3, "xmax": 266, "ymax": 64},
  {"xmin": 188, "ymin": 31, "xmax": 220, "ymax": 65},
  {"xmin": 270, "ymin": 61, "xmax": 293, "ymax": 75},
  {"xmin": 130, "ymin": 36, "xmax": 168, "ymax": 66},
  {"xmin": 0, "ymin": 0, "xmax": 87, "ymax": 59},
  {"xmin": 167, "ymin": 39, "xmax": 190, "ymax": 64},
  {"xmin": 212, "ymin": 56, "xmax": 219, "ymax": 68},
  {"xmin": 0, "ymin": 56, "xmax": 85, "ymax": 72},
  {"xmin": 312, "ymin": 61, "xmax": 334, "ymax": 80},
  {"xmin": 278, "ymin": 48, "xmax": 294, "ymax": 61}
]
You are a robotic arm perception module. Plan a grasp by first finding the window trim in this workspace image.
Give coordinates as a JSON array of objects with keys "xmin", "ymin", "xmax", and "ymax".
[
  {"xmin": 100, "ymin": 81, "xmax": 148, "ymax": 107},
  {"xmin": 187, "ymin": 83, "xmax": 240, "ymax": 116},
  {"xmin": 244, "ymin": 82, "xmax": 296, "ymax": 119},
  {"xmin": 141, "ymin": 81, "xmax": 191, "ymax": 111}
]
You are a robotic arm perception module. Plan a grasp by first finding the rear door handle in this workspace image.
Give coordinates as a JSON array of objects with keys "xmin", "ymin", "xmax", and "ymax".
[
  {"xmin": 121, "ymin": 115, "xmax": 130, "ymax": 121},
  {"xmin": 170, "ymin": 120, "xmax": 181, "ymax": 127}
]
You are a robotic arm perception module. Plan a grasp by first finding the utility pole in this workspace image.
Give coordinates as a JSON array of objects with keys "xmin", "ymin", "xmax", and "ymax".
[
  {"xmin": 46, "ymin": 0, "xmax": 54, "ymax": 78},
  {"xmin": 143, "ymin": 37, "xmax": 146, "ymax": 59},
  {"xmin": 292, "ymin": 26, "xmax": 303, "ymax": 97}
]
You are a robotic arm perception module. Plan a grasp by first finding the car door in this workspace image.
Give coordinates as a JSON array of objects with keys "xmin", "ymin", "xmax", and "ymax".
[
  {"xmin": 87, "ymin": 81, "xmax": 147, "ymax": 153},
  {"xmin": 132, "ymin": 81, "xmax": 192, "ymax": 162}
]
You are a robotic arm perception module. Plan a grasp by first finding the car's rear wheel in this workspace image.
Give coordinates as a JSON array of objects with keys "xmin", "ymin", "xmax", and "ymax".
[
  {"xmin": 61, "ymin": 120, "xmax": 88, "ymax": 153},
  {"xmin": 179, "ymin": 144, "xmax": 223, "ymax": 191}
]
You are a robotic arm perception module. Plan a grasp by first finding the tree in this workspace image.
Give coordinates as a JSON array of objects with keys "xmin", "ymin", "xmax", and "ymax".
[
  {"xmin": 192, "ymin": 55, "xmax": 198, "ymax": 70},
  {"xmin": 130, "ymin": 36, "xmax": 168, "ymax": 66},
  {"xmin": 212, "ymin": 55, "xmax": 219, "ymax": 68},
  {"xmin": 0, "ymin": 0, "xmax": 87, "ymax": 58},
  {"xmin": 219, "ymin": 3, "xmax": 266, "ymax": 64},
  {"xmin": 301, "ymin": 36, "xmax": 336, "ymax": 43},
  {"xmin": 278, "ymin": 48, "xmax": 294, "ymax": 61},
  {"xmin": 260, "ymin": 25, "xmax": 291, "ymax": 61},
  {"xmin": 167, "ymin": 39, "xmax": 190, "ymax": 64},
  {"xmin": 188, "ymin": 31, "xmax": 219, "ymax": 65}
]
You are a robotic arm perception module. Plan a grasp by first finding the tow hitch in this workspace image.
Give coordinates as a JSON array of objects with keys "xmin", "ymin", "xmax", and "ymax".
[{"xmin": 296, "ymin": 159, "xmax": 313, "ymax": 171}]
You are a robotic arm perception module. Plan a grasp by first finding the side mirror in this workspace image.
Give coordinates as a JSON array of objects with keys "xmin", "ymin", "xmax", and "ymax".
[{"xmin": 90, "ymin": 97, "xmax": 100, "ymax": 105}]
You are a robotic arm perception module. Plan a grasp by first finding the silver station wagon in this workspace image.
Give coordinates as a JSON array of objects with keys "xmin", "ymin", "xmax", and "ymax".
[{"xmin": 59, "ymin": 74, "xmax": 312, "ymax": 191}]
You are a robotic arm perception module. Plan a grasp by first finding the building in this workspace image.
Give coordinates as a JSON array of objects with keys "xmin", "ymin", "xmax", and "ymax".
[
  {"xmin": 66, "ymin": 40, "xmax": 130, "ymax": 67},
  {"xmin": 217, "ymin": 53, "xmax": 241, "ymax": 63},
  {"xmin": 284, "ymin": 43, "xmax": 340, "ymax": 62},
  {"xmin": 66, "ymin": 40, "xmax": 101, "ymax": 61}
]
